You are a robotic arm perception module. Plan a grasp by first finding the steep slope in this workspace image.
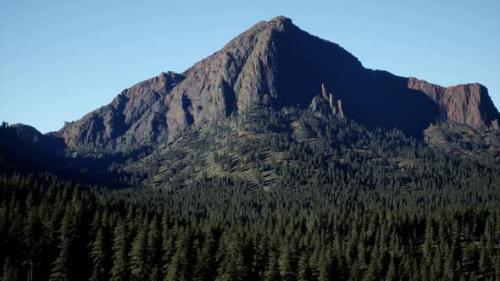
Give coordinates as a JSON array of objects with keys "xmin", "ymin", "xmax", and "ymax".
[
  {"xmin": 56, "ymin": 16, "xmax": 499, "ymax": 152},
  {"xmin": 126, "ymin": 107, "xmax": 420, "ymax": 188},
  {"xmin": 58, "ymin": 71, "xmax": 184, "ymax": 152},
  {"xmin": 125, "ymin": 105, "xmax": 500, "ymax": 190},
  {"xmin": 424, "ymin": 122, "xmax": 500, "ymax": 160},
  {"xmin": 408, "ymin": 78, "xmax": 499, "ymax": 128}
]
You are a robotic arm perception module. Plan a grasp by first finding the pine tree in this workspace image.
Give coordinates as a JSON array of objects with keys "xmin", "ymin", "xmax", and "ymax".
[
  {"xmin": 146, "ymin": 217, "xmax": 161, "ymax": 281},
  {"xmin": 349, "ymin": 260, "xmax": 362, "ymax": 281},
  {"xmin": 215, "ymin": 238, "xmax": 248, "ymax": 281},
  {"xmin": 161, "ymin": 212, "xmax": 174, "ymax": 278},
  {"xmin": 444, "ymin": 243, "xmax": 459, "ymax": 281},
  {"xmin": 22, "ymin": 207, "xmax": 41, "ymax": 281},
  {"xmin": 263, "ymin": 252, "xmax": 280, "ymax": 281},
  {"xmin": 278, "ymin": 244, "xmax": 296, "ymax": 281},
  {"xmin": 363, "ymin": 247, "xmax": 381, "ymax": 281},
  {"xmin": 495, "ymin": 253, "xmax": 500, "ymax": 281},
  {"xmin": 297, "ymin": 253, "xmax": 311, "ymax": 281},
  {"xmin": 422, "ymin": 218, "xmax": 434, "ymax": 266},
  {"xmin": 165, "ymin": 229, "xmax": 193, "ymax": 281},
  {"xmin": 89, "ymin": 227, "xmax": 107, "ymax": 281},
  {"xmin": 49, "ymin": 208, "xmax": 79, "ymax": 281},
  {"xmin": 110, "ymin": 222, "xmax": 129, "ymax": 281},
  {"xmin": 386, "ymin": 255, "xmax": 398, "ymax": 281},
  {"xmin": 317, "ymin": 249, "xmax": 332, "ymax": 281},
  {"xmin": 193, "ymin": 227, "xmax": 218, "ymax": 281},
  {"xmin": 129, "ymin": 227, "xmax": 147, "ymax": 281},
  {"xmin": 479, "ymin": 238, "xmax": 492, "ymax": 274},
  {"xmin": 1, "ymin": 258, "xmax": 18, "ymax": 281}
]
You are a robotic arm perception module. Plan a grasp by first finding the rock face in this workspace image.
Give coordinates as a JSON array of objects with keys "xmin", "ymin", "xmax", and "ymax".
[
  {"xmin": 57, "ymin": 16, "xmax": 500, "ymax": 151},
  {"xmin": 59, "ymin": 71, "xmax": 184, "ymax": 150},
  {"xmin": 408, "ymin": 78, "xmax": 499, "ymax": 129},
  {"xmin": 309, "ymin": 84, "xmax": 345, "ymax": 118}
]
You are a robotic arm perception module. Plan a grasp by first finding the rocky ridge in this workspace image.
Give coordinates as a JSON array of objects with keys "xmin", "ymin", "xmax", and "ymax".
[{"xmin": 55, "ymin": 16, "xmax": 499, "ymax": 152}]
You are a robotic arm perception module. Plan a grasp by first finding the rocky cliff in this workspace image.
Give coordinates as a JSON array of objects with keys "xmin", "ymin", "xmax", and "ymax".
[
  {"xmin": 58, "ymin": 71, "xmax": 184, "ymax": 150},
  {"xmin": 408, "ymin": 78, "xmax": 499, "ymax": 128}
]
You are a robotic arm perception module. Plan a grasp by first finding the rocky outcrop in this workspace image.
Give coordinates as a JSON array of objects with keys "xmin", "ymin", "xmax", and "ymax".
[
  {"xmin": 310, "ymin": 84, "xmax": 344, "ymax": 118},
  {"xmin": 408, "ymin": 78, "xmax": 499, "ymax": 129},
  {"xmin": 56, "ymin": 16, "xmax": 499, "ymax": 152},
  {"xmin": 9, "ymin": 124, "xmax": 43, "ymax": 143},
  {"xmin": 58, "ymin": 71, "xmax": 184, "ymax": 151}
]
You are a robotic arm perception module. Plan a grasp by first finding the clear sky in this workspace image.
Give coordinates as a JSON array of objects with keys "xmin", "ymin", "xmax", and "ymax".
[{"xmin": 1, "ymin": 0, "xmax": 499, "ymax": 133}]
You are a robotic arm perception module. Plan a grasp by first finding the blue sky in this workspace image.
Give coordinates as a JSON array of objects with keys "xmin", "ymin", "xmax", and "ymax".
[{"xmin": 1, "ymin": 0, "xmax": 499, "ymax": 133}]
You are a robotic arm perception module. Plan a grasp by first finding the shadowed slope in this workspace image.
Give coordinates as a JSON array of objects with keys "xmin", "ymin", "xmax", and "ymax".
[{"xmin": 56, "ymin": 16, "xmax": 499, "ymax": 151}]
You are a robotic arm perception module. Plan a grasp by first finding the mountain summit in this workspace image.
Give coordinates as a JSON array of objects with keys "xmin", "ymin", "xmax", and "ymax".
[{"xmin": 57, "ymin": 16, "xmax": 499, "ymax": 151}]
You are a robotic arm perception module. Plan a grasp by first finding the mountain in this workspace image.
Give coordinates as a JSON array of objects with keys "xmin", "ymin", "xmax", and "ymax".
[
  {"xmin": 1, "ymin": 15, "xmax": 499, "ymax": 185},
  {"xmin": 55, "ymin": 16, "xmax": 499, "ymax": 154}
]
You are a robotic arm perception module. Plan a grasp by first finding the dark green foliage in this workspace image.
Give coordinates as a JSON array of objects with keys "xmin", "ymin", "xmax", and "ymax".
[
  {"xmin": 1, "ymin": 258, "xmax": 17, "ymax": 281},
  {"xmin": 1, "ymin": 169, "xmax": 498, "ymax": 281},
  {"xmin": 89, "ymin": 227, "xmax": 108, "ymax": 281},
  {"xmin": 0, "ymin": 108, "xmax": 499, "ymax": 280},
  {"xmin": 110, "ymin": 222, "xmax": 129, "ymax": 281},
  {"xmin": 129, "ymin": 227, "xmax": 147, "ymax": 281}
]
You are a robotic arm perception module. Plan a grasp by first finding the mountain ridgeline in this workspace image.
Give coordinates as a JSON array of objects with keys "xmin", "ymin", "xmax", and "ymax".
[
  {"xmin": 50, "ymin": 16, "xmax": 498, "ymax": 153},
  {"xmin": 1, "ymin": 16, "xmax": 499, "ymax": 186}
]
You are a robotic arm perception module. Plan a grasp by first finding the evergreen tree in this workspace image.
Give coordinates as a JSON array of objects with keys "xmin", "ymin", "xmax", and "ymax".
[
  {"xmin": 89, "ymin": 227, "xmax": 108, "ymax": 281},
  {"xmin": 129, "ymin": 227, "xmax": 147, "ymax": 281},
  {"xmin": 22, "ymin": 207, "xmax": 41, "ymax": 281},
  {"xmin": 297, "ymin": 253, "xmax": 312, "ymax": 281},
  {"xmin": 215, "ymin": 238, "xmax": 248, "ymax": 281},
  {"xmin": 495, "ymin": 253, "xmax": 500, "ymax": 281},
  {"xmin": 479, "ymin": 238, "xmax": 492, "ymax": 275},
  {"xmin": 264, "ymin": 252, "xmax": 281, "ymax": 281},
  {"xmin": 1, "ymin": 258, "xmax": 18, "ymax": 281},
  {"xmin": 363, "ymin": 246, "xmax": 381, "ymax": 281},
  {"xmin": 278, "ymin": 244, "xmax": 296, "ymax": 281},
  {"xmin": 193, "ymin": 227, "xmax": 218, "ymax": 281},
  {"xmin": 165, "ymin": 229, "xmax": 193, "ymax": 281},
  {"xmin": 146, "ymin": 217, "xmax": 161, "ymax": 281},
  {"xmin": 385, "ymin": 255, "xmax": 397, "ymax": 281},
  {"xmin": 110, "ymin": 222, "xmax": 128, "ymax": 281},
  {"xmin": 49, "ymin": 208, "xmax": 79, "ymax": 281}
]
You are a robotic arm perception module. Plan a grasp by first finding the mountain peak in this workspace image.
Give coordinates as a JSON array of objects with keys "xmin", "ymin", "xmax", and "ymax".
[
  {"xmin": 267, "ymin": 15, "xmax": 293, "ymax": 30},
  {"xmin": 56, "ymin": 16, "xmax": 499, "ymax": 151},
  {"xmin": 270, "ymin": 15, "xmax": 291, "ymax": 23}
]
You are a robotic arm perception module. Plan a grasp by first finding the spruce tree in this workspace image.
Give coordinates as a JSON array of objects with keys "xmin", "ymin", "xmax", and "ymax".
[
  {"xmin": 297, "ymin": 253, "xmax": 311, "ymax": 281},
  {"xmin": 165, "ymin": 229, "xmax": 192, "ymax": 281},
  {"xmin": 278, "ymin": 245, "xmax": 296, "ymax": 281},
  {"xmin": 1, "ymin": 258, "xmax": 18, "ymax": 281},
  {"xmin": 110, "ymin": 222, "xmax": 129, "ymax": 281},
  {"xmin": 89, "ymin": 227, "xmax": 107, "ymax": 281},
  {"xmin": 129, "ymin": 227, "xmax": 147, "ymax": 281},
  {"xmin": 263, "ymin": 252, "xmax": 280, "ymax": 281},
  {"xmin": 215, "ymin": 238, "xmax": 248, "ymax": 281},
  {"xmin": 49, "ymin": 209, "xmax": 78, "ymax": 281}
]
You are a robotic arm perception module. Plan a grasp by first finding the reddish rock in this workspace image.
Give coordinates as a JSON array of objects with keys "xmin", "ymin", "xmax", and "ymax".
[
  {"xmin": 408, "ymin": 78, "xmax": 499, "ymax": 129},
  {"xmin": 59, "ymin": 71, "xmax": 184, "ymax": 150},
  {"xmin": 56, "ymin": 16, "xmax": 500, "ymax": 152}
]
